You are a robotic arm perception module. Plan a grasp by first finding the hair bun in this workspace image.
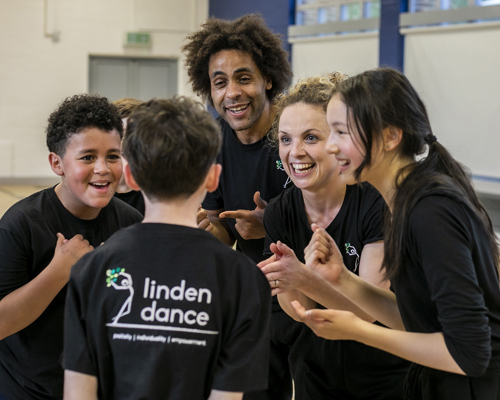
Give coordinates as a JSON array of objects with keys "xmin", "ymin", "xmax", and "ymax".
[{"xmin": 424, "ymin": 134, "xmax": 437, "ymax": 145}]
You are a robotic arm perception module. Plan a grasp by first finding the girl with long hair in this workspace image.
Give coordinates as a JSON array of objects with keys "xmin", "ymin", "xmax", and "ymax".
[{"xmin": 290, "ymin": 68, "xmax": 500, "ymax": 399}]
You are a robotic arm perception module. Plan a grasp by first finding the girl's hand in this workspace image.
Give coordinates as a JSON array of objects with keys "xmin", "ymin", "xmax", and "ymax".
[
  {"xmin": 291, "ymin": 300, "xmax": 362, "ymax": 341},
  {"xmin": 304, "ymin": 224, "xmax": 346, "ymax": 286}
]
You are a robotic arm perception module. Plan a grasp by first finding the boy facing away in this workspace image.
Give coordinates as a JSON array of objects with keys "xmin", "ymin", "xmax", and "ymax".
[
  {"xmin": 0, "ymin": 95, "xmax": 143, "ymax": 399},
  {"xmin": 63, "ymin": 97, "xmax": 272, "ymax": 400}
]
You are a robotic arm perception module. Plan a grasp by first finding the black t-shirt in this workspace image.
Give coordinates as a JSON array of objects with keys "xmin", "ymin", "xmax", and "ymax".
[
  {"xmin": 0, "ymin": 187, "xmax": 143, "ymax": 400},
  {"xmin": 202, "ymin": 117, "xmax": 292, "ymax": 263},
  {"xmin": 64, "ymin": 223, "xmax": 271, "ymax": 400},
  {"xmin": 393, "ymin": 193, "xmax": 500, "ymax": 377},
  {"xmin": 114, "ymin": 190, "xmax": 145, "ymax": 216},
  {"xmin": 264, "ymin": 184, "xmax": 410, "ymax": 399},
  {"xmin": 264, "ymin": 183, "xmax": 384, "ymax": 264}
]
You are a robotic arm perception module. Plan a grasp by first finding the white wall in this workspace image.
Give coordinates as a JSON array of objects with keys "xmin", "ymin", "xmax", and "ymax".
[
  {"xmin": 291, "ymin": 22, "xmax": 500, "ymax": 194},
  {"xmin": 0, "ymin": 0, "xmax": 208, "ymax": 180},
  {"xmin": 291, "ymin": 32, "xmax": 379, "ymax": 82},
  {"xmin": 403, "ymin": 22, "xmax": 500, "ymax": 193}
]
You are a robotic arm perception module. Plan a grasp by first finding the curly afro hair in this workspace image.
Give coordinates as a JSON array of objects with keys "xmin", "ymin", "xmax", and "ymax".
[
  {"xmin": 182, "ymin": 14, "xmax": 292, "ymax": 106},
  {"xmin": 46, "ymin": 94, "xmax": 123, "ymax": 156}
]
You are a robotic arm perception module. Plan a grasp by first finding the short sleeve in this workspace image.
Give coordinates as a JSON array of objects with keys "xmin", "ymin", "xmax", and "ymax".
[
  {"xmin": 0, "ymin": 227, "xmax": 31, "ymax": 300},
  {"xmin": 409, "ymin": 196, "xmax": 491, "ymax": 376},
  {"xmin": 63, "ymin": 259, "xmax": 97, "ymax": 376},
  {"xmin": 360, "ymin": 184, "xmax": 385, "ymax": 245},
  {"xmin": 211, "ymin": 260, "xmax": 271, "ymax": 392}
]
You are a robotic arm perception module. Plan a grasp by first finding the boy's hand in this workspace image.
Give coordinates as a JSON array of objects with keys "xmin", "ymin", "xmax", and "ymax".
[
  {"xmin": 52, "ymin": 233, "xmax": 94, "ymax": 281},
  {"xmin": 0, "ymin": 233, "xmax": 94, "ymax": 339},
  {"xmin": 197, "ymin": 207, "xmax": 214, "ymax": 233},
  {"xmin": 219, "ymin": 191, "xmax": 267, "ymax": 240}
]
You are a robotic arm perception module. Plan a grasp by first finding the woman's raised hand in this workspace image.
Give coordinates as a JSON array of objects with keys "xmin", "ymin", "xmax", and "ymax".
[{"xmin": 258, "ymin": 241, "xmax": 311, "ymax": 296}]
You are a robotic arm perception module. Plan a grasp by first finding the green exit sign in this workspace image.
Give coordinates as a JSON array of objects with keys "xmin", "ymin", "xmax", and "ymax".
[{"xmin": 125, "ymin": 32, "xmax": 151, "ymax": 46}]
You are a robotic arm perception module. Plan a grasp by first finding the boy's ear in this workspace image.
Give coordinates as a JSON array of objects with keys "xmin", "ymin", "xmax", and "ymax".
[
  {"xmin": 123, "ymin": 161, "xmax": 140, "ymax": 191},
  {"xmin": 382, "ymin": 126, "xmax": 403, "ymax": 152},
  {"xmin": 206, "ymin": 163, "xmax": 221, "ymax": 193},
  {"xmin": 48, "ymin": 152, "xmax": 64, "ymax": 176}
]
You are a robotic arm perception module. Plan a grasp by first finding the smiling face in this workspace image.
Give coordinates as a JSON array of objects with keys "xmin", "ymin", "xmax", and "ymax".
[
  {"xmin": 209, "ymin": 49, "xmax": 272, "ymax": 140},
  {"xmin": 278, "ymin": 103, "xmax": 339, "ymax": 192},
  {"xmin": 326, "ymin": 95, "xmax": 367, "ymax": 185},
  {"xmin": 51, "ymin": 127, "xmax": 122, "ymax": 219}
]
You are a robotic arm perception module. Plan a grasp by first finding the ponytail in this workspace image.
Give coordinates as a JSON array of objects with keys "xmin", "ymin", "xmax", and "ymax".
[{"xmin": 384, "ymin": 139, "xmax": 499, "ymax": 280}]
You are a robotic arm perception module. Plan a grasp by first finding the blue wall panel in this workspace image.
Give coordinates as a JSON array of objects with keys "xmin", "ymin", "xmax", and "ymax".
[
  {"xmin": 208, "ymin": 0, "xmax": 293, "ymax": 52},
  {"xmin": 379, "ymin": 0, "xmax": 408, "ymax": 70}
]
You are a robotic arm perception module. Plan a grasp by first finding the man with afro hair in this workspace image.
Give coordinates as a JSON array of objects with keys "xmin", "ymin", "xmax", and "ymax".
[{"xmin": 183, "ymin": 14, "xmax": 293, "ymax": 400}]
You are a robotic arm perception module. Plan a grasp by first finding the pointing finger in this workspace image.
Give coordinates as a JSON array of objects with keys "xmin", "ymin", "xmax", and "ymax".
[{"xmin": 219, "ymin": 210, "xmax": 251, "ymax": 220}]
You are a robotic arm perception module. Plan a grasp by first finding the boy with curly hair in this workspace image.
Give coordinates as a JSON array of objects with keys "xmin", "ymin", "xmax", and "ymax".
[
  {"xmin": 182, "ymin": 14, "xmax": 293, "ymax": 400},
  {"xmin": 63, "ymin": 97, "xmax": 271, "ymax": 400},
  {"xmin": 0, "ymin": 94, "xmax": 143, "ymax": 400}
]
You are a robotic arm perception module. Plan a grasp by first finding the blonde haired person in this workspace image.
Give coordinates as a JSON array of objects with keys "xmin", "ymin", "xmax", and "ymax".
[
  {"xmin": 112, "ymin": 98, "xmax": 145, "ymax": 215},
  {"xmin": 259, "ymin": 72, "xmax": 409, "ymax": 399}
]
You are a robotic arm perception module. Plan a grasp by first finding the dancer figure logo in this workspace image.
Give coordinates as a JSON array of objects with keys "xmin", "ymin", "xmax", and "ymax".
[
  {"xmin": 106, "ymin": 268, "xmax": 134, "ymax": 324},
  {"xmin": 345, "ymin": 243, "xmax": 360, "ymax": 273},
  {"xmin": 276, "ymin": 160, "xmax": 292, "ymax": 188}
]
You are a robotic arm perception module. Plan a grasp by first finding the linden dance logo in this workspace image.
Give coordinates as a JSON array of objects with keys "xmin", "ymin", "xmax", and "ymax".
[
  {"xmin": 276, "ymin": 160, "xmax": 292, "ymax": 188},
  {"xmin": 345, "ymin": 243, "xmax": 360, "ymax": 272},
  {"xmin": 106, "ymin": 268, "xmax": 134, "ymax": 324},
  {"xmin": 105, "ymin": 270, "xmax": 216, "ymax": 331}
]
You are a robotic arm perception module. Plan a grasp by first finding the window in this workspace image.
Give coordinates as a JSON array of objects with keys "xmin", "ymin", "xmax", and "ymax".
[
  {"xmin": 411, "ymin": 0, "xmax": 500, "ymax": 12},
  {"xmin": 295, "ymin": 0, "xmax": 380, "ymax": 25},
  {"xmin": 318, "ymin": 6, "xmax": 337, "ymax": 23},
  {"xmin": 341, "ymin": 3, "xmax": 362, "ymax": 20},
  {"xmin": 364, "ymin": 1, "xmax": 381, "ymax": 18},
  {"xmin": 402, "ymin": 0, "xmax": 500, "ymax": 28}
]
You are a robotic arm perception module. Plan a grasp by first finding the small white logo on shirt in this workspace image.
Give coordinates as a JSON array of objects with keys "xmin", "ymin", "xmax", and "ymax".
[
  {"xmin": 276, "ymin": 160, "xmax": 292, "ymax": 188},
  {"xmin": 106, "ymin": 268, "xmax": 134, "ymax": 324},
  {"xmin": 345, "ymin": 243, "xmax": 360, "ymax": 273}
]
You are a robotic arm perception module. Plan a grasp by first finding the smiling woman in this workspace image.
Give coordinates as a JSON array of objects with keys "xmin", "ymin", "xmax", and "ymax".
[
  {"xmin": 259, "ymin": 72, "xmax": 410, "ymax": 400},
  {"xmin": 277, "ymin": 103, "xmax": 336, "ymax": 193}
]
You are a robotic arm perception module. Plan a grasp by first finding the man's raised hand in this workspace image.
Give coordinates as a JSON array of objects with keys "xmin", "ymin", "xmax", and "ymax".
[{"xmin": 219, "ymin": 191, "xmax": 268, "ymax": 240}]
